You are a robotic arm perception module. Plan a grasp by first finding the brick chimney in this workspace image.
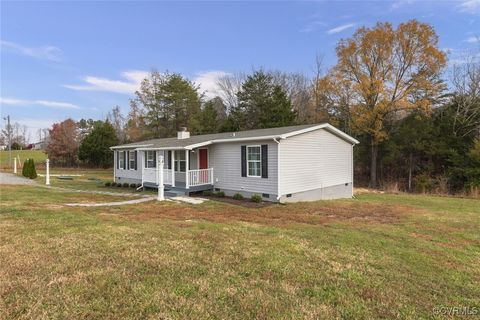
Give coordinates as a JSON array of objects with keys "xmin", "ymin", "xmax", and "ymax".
[{"xmin": 177, "ymin": 127, "xmax": 190, "ymax": 139}]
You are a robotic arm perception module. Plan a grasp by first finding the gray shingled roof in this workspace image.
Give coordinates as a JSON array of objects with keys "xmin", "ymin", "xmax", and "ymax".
[{"xmin": 111, "ymin": 123, "xmax": 358, "ymax": 150}]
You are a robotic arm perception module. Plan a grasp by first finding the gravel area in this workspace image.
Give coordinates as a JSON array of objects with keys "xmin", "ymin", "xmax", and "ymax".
[{"xmin": 0, "ymin": 172, "xmax": 37, "ymax": 185}]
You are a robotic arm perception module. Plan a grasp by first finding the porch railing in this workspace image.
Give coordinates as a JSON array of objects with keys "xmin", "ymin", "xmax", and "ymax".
[{"xmin": 188, "ymin": 168, "xmax": 213, "ymax": 187}]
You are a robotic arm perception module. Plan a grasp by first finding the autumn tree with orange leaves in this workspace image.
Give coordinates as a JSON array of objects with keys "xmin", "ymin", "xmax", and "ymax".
[{"xmin": 317, "ymin": 20, "xmax": 447, "ymax": 187}]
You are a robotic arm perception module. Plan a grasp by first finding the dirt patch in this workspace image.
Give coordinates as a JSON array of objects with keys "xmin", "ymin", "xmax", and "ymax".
[
  {"xmin": 106, "ymin": 200, "xmax": 418, "ymax": 226},
  {"xmin": 198, "ymin": 195, "xmax": 273, "ymax": 208}
]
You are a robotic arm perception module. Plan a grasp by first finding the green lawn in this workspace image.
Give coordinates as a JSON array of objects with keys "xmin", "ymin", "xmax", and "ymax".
[
  {"xmin": 0, "ymin": 183, "xmax": 479, "ymax": 319},
  {"xmin": 0, "ymin": 150, "xmax": 47, "ymax": 169}
]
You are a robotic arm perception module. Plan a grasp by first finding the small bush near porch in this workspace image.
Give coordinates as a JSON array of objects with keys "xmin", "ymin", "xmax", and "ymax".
[{"xmin": 0, "ymin": 183, "xmax": 479, "ymax": 319}]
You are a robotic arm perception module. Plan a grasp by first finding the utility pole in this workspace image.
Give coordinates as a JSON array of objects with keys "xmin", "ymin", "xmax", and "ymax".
[{"xmin": 2, "ymin": 115, "xmax": 12, "ymax": 167}]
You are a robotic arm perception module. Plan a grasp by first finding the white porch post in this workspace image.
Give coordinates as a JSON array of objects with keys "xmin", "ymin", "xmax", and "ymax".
[
  {"xmin": 171, "ymin": 150, "xmax": 175, "ymax": 187},
  {"xmin": 185, "ymin": 149, "xmax": 189, "ymax": 189},
  {"xmin": 156, "ymin": 151, "xmax": 159, "ymax": 185},
  {"xmin": 157, "ymin": 155, "xmax": 164, "ymax": 201},
  {"xmin": 13, "ymin": 157, "xmax": 17, "ymax": 174},
  {"xmin": 45, "ymin": 159, "xmax": 50, "ymax": 185},
  {"xmin": 141, "ymin": 151, "xmax": 145, "ymax": 186}
]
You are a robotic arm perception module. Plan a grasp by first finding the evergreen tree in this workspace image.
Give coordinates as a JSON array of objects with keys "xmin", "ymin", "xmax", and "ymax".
[
  {"xmin": 232, "ymin": 70, "xmax": 296, "ymax": 130},
  {"xmin": 28, "ymin": 159, "xmax": 37, "ymax": 179},
  {"xmin": 78, "ymin": 121, "xmax": 119, "ymax": 168},
  {"xmin": 134, "ymin": 71, "xmax": 202, "ymax": 137}
]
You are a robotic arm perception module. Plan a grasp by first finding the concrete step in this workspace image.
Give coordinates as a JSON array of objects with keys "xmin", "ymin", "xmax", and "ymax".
[{"xmin": 165, "ymin": 189, "xmax": 186, "ymax": 197}]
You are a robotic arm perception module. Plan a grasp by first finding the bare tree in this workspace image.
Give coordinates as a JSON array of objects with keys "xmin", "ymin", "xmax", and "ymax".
[
  {"xmin": 450, "ymin": 49, "xmax": 480, "ymax": 138},
  {"xmin": 216, "ymin": 72, "xmax": 246, "ymax": 113},
  {"xmin": 106, "ymin": 105, "xmax": 127, "ymax": 142}
]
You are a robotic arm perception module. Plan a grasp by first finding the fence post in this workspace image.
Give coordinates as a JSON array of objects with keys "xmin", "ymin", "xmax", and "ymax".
[
  {"xmin": 13, "ymin": 157, "xmax": 17, "ymax": 174},
  {"xmin": 46, "ymin": 159, "xmax": 50, "ymax": 185},
  {"xmin": 157, "ymin": 155, "xmax": 164, "ymax": 201}
]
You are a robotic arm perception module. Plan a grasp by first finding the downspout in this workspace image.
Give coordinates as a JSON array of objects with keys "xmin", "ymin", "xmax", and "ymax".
[{"xmin": 273, "ymin": 137, "xmax": 282, "ymax": 202}]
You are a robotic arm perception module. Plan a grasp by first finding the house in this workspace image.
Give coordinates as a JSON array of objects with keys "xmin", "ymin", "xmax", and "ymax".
[
  {"xmin": 110, "ymin": 123, "xmax": 359, "ymax": 202},
  {"xmin": 30, "ymin": 141, "xmax": 46, "ymax": 150}
]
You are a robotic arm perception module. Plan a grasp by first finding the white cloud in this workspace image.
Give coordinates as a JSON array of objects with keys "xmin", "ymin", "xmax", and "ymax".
[
  {"xmin": 0, "ymin": 40, "xmax": 62, "ymax": 61},
  {"xmin": 391, "ymin": 0, "xmax": 415, "ymax": 10},
  {"xmin": 466, "ymin": 36, "xmax": 480, "ymax": 43},
  {"xmin": 326, "ymin": 23, "xmax": 356, "ymax": 35},
  {"xmin": 0, "ymin": 97, "xmax": 80, "ymax": 109},
  {"xmin": 63, "ymin": 70, "xmax": 149, "ymax": 94},
  {"xmin": 193, "ymin": 70, "xmax": 232, "ymax": 100},
  {"xmin": 458, "ymin": 0, "xmax": 480, "ymax": 14}
]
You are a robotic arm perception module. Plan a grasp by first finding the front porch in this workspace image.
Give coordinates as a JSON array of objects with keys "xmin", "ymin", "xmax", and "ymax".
[{"xmin": 140, "ymin": 148, "xmax": 214, "ymax": 195}]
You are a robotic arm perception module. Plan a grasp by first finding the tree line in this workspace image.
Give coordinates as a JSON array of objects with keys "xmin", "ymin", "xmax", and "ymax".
[{"xmin": 45, "ymin": 20, "xmax": 479, "ymax": 195}]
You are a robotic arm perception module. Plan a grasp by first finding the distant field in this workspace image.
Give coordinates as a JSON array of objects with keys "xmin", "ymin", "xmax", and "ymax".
[{"xmin": 0, "ymin": 150, "xmax": 47, "ymax": 169}]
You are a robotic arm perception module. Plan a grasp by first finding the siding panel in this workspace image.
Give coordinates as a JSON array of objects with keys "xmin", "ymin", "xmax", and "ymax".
[
  {"xmin": 209, "ymin": 140, "xmax": 278, "ymax": 195},
  {"xmin": 280, "ymin": 129, "xmax": 353, "ymax": 195}
]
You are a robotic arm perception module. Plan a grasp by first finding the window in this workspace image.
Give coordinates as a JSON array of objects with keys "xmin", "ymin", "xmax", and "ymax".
[
  {"xmin": 118, "ymin": 151, "xmax": 125, "ymax": 169},
  {"xmin": 129, "ymin": 151, "xmax": 136, "ymax": 170},
  {"xmin": 247, "ymin": 146, "xmax": 261, "ymax": 177},
  {"xmin": 146, "ymin": 151, "xmax": 155, "ymax": 168},
  {"xmin": 174, "ymin": 150, "xmax": 186, "ymax": 172}
]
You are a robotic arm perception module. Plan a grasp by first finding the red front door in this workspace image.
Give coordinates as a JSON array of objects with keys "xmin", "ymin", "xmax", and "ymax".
[{"xmin": 199, "ymin": 149, "xmax": 208, "ymax": 169}]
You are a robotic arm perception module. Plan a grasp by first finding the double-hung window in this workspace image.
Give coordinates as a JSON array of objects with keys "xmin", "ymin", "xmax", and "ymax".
[
  {"xmin": 129, "ymin": 151, "xmax": 136, "ymax": 170},
  {"xmin": 247, "ymin": 146, "xmax": 261, "ymax": 177},
  {"xmin": 146, "ymin": 151, "xmax": 155, "ymax": 168},
  {"xmin": 118, "ymin": 151, "xmax": 125, "ymax": 169},
  {"xmin": 174, "ymin": 150, "xmax": 186, "ymax": 172}
]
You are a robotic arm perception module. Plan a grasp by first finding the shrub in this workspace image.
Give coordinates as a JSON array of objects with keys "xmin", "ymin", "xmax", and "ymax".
[
  {"xmin": 233, "ymin": 193, "xmax": 244, "ymax": 200},
  {"xmin": 105, "ymin": 182, "xmax": 111, "ymax": 187},
  {"xmin": 130, "ymin": 183, "xmax": 137, "ymax": 188},
  {"xmin": 202, "ymin": 190, "xmax": 213, "ymax": 196},
  {"xmin": 122, "ymin": 183, "xmax": 130, "ymax": 188},
  {"xmin": 215, "ymin": 191, "xmax": 225, "ymax": 197},
  {"xmin": 28, "ymin": 159, "xmax": 37, "ymax": 179},
  {"xmin": 22, "ymin": 159, "xmax": 37, "ymax": 179},
  {"xmin": 251, "ymin": 194, "xmax": 262, "ymax": 203},
  {"xmin": 117, "ymin": 183, "xmax": 123, "ymax": 188},
  {"xmin": 22, "ymin": 159, "xmax": 29, "ymax": 177}
]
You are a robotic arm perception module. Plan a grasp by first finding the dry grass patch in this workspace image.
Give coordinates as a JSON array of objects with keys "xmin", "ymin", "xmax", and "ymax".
[{"xmin": 109, "ymin": 200, "xmax": 415, "ymax": 226}]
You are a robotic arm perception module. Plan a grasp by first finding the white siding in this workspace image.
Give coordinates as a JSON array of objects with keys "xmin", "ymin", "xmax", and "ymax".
[
  {"xmin": 280, "ymin": 129, "xmax": 353, "ymax": 195},
  {"xmin": 115, "ymin": 150, "xmax": 142, "ymax": 181},
  {"xmin": 209, "ymin": 140, "xmax": 278, "ymax": 195}
]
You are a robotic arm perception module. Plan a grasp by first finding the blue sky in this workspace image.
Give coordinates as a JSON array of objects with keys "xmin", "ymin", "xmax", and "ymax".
[{"xmin": 1, "ymin": 0, "xmax": 479, "ymax": 141}]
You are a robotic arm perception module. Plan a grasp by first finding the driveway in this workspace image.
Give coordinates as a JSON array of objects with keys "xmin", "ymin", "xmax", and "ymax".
[{"xmin": 0, "ymin": 172, "xmax": 37, "ymax": 185}]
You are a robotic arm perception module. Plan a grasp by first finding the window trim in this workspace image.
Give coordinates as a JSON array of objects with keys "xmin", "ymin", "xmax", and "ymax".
[
  {"xmin": 246, "ymin": 145, "xmax": 262, "ymax": 178},
  {"xmin": 146, "ymin": 150, "xmax": 155, "ymax": 168},
  {"xmin": 174, "ymin": 150, "xmax": 186, "ymax": 172},
  {"xmin": 118, "ymin": 151, "xmax": 125, "ymax": 169},
  {"xmin": 128, "ymin": 151, "xmax": 136, "ymax": 170}
]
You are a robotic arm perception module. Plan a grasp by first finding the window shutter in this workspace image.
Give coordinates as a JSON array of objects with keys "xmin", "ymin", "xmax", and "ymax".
[
  {"xmin": 124, "ymin": 151, "xmax": 127, "ymax": 169},
  {"xmin": 168, "ymin": 151, "xmax": 172, "ymax": 169},
  {"xmin": 116, "ymin": 151, "xmax": 119, "ymax": 169},
  {"xmin": 126, "ymin": 151, "xmax": 129, "ymax": 170},
  {"xmin": 144, "ymin": 151, "xmax": 147, "ymax": 168},
  {"xmin": 153, "ymin": 151, "xmax": 157, "ymax": 168},
  {"xmin": 261, "ymin": 144, "xmax": 268, "ymax": 178},
  {"xmin": 134, "ymin": 151, "xmax": 138, "ymax": 170},
  {"xmin": 241, "ymin": 145, "xmax": 247, "ymax": 177}
]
